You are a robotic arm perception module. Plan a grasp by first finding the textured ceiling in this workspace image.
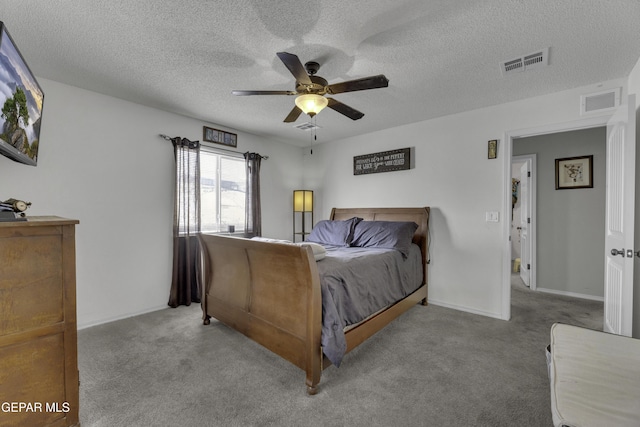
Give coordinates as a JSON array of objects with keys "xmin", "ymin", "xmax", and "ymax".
[{"xmin": 2, "ymin": 0, "xmax": 640, "ymax": 147}]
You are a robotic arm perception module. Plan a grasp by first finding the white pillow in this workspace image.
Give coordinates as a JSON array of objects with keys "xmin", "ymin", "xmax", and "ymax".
[
  {"xmin": 296, "ymin": 242, "xmax": 327, "ymax": 261},
  {"xmin": 251, "ymin": 237, "xmax": 293, "ymax": 244}
]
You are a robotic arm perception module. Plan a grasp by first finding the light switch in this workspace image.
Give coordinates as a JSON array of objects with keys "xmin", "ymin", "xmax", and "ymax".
[{"xmin": 485, "ymin": 211, "xmax": 500, "ymax": 222}]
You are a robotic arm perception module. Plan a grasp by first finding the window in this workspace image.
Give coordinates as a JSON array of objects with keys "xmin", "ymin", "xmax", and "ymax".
[{"xmin": 200, "ymin": 147, "xmax": 246, "ymax": 233}]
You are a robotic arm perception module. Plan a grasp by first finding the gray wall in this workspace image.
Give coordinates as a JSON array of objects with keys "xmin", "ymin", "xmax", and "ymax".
[{"xmin": 514, "ymin": 127, "xmax": 606, "ymax": 298}]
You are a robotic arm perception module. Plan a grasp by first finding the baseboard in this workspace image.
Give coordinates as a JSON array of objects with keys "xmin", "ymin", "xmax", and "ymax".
[
  {"xmin": 536, "ymin": 287, "xmax": 604, "ymax": 302},
  {"xmin": 427, "ymin": 298, "xmax": 505, "ymax": 320},
  {"xmin": 77, "ymin": 304, "xmax": 169, "ymax": 330}
]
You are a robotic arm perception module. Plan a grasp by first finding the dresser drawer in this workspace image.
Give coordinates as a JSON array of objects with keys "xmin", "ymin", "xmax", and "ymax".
[
  {"xmin": 0, "ymin": 234, "xmax": 64, "ymax": 336},
  {"xmin": 0, "ymin": 333, "xmax": 67, "ymax": 427}
]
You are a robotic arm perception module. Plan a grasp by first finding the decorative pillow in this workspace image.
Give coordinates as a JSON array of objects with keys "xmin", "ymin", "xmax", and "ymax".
[
  {"xmin": 296, "ymin": 242, "xmax": 327, "ymax": 261},
  {"xmin": 307, "ymin": 217, "xmax": 362, "ymax": 247},
  {"xmin": 350, "ymin": 221, "xmax": 419, "ymax": 256}
]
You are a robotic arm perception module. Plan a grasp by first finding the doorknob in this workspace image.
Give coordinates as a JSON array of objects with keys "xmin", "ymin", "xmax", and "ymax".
[{"xmin": 611, "ymin": 248, "xmax": 625, "ymax": 257}]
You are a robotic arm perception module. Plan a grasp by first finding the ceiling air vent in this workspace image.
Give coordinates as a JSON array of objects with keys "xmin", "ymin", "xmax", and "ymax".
[
  {"xmin": 580, "ymin": 87, "xmax": 621, "ymax": 115},
  {"xmin": 500, "ymin": 48, "xmax": 549, "ymax": 76},
  {"xmin": 294, "ymin": 122, "xmax": 321, "ymax": 131}
]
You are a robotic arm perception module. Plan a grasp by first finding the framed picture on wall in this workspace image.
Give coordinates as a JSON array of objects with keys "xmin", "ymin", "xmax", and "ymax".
[{"xmin": 555, "ymin": 155, "xmax": 593, "ymax": 189}]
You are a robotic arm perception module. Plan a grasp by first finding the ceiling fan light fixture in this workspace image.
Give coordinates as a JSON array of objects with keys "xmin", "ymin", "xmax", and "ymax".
[{"xmin": 295, "ymin": 94, "xmax": 328, "ymax": 117}]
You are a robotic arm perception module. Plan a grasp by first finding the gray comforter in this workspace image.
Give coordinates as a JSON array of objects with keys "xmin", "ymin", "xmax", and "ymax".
[{"xmin": 317, "ymin": 244, "xmax": 423, "ymax": 367}]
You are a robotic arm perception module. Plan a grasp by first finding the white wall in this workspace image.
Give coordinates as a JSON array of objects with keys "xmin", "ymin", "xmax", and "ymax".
[
  {"xmin": 514, "ymin": 128, "xmax": 606, "ymax": 299},
  {"xmin": 4, "ymin": 66, "xmax": 637, "ymax": 329},
  {"xmin": 311, "ymin": 78, "xmax": 626, "ymax": 319},
  {"xmin": 0, "ymin": 78, "xmax": 303, "ymax": 328}
]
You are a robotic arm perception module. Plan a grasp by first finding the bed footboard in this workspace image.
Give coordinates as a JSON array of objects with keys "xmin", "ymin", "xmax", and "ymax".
[{"xmin": 198, "ymin": 234, "xmax": 323, "ymax": 393}]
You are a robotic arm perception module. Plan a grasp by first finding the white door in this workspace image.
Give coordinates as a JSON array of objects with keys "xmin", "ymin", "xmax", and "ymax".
[
  {"xmin": 519, "ymin": 161, "xmax": 531, "ymax": 287},
  {"xmin": 604, "ymin": 94, "xmax": 635, "ymax": 336}
]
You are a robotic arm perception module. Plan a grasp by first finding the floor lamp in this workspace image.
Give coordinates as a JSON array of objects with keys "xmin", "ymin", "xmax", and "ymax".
[{"xmin": 293, "ymin": 190, "xmax": 313, "ymax": 241}]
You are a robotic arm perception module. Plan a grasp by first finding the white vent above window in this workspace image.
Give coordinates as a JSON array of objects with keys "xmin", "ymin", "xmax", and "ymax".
[
  {"xmin": 500, "ymin": 48, "xmax": 549, "ymax": 76},
  {"xmin": 580, "ymin": 87, "xmax": 621, "ymax": 115}
]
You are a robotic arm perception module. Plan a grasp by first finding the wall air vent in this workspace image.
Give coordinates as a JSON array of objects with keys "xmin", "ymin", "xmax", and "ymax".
[
  {"xmin": 580, "ymin": 87, "xmax": 621, "ymax": 115},
  {"xmin": 294, "ymin": 122, "xmax": 321, "ymax": 131},
  {"xmin": 500, "ymin": 47, "xmax": 549, "ymax": 76}
]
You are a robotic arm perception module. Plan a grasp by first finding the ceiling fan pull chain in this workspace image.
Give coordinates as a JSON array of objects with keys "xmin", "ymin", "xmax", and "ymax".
[{"xmin": 310, "ymin": 118, "xmax": 313, "ymax": 155}]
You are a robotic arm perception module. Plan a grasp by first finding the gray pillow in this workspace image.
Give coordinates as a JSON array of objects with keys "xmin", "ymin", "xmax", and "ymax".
[
  {"xmin": 307, "ymin": 217, "xmax": 362, "ymax": 247},
  {"xmin": 350, "ymin": 221, "xmax": 418, "ymax": 256}
]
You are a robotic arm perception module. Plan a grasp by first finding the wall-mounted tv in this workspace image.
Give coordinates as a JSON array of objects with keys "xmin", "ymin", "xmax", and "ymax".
[{"xmin": 0, "ymin": 21, "xmax": 44, "ymax": 166}]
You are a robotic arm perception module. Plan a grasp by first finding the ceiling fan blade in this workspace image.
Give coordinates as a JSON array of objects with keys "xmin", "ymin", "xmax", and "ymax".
[
  {"xmin": 283, "ymin": 106, "xmax": 303, "ymax": 123},
  {"xmin": 327, "ymin": 98, "xmax": 365, "ymax": 120},
  {"xmin": 232, "ymin": 90, "xmax": 296, "ymax": 96},
  {"xmin": 327, "ymin": 74, "xmax": 389, "ymax": 94},
  {"xmin": 276, "ymin": 52, "xmax": 312, "ymax": 85}
]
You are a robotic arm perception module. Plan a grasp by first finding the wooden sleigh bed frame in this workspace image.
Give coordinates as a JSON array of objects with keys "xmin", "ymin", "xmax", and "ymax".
[{"xmin": 198, "ymin": 207, "xmax": 430, "ymax": 394}]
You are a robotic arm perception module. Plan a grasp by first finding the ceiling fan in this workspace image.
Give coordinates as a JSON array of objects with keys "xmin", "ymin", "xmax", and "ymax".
[{"xmin": 232, "ymin": 52, "xmax": 389, "ymax": 123}]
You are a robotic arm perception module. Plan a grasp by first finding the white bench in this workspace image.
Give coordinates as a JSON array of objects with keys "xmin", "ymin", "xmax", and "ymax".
[{"xmin": 547, "ymin": 323, "xmax": 640, "ymax": 427}]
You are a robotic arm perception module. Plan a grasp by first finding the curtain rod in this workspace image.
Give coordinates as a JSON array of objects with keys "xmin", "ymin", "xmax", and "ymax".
[{"xmin": 159, "ymin": 134, "xmax": 268, "ymax": 159}]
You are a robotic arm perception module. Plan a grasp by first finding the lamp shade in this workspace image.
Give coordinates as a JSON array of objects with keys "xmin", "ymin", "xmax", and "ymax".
[
  {"xmin": 295, "ymin": 94, "xmax": 328, "ymax": 117},
  {"xmin": 293, "ymin": 190, "xmax": 313, "ymax": 212}
]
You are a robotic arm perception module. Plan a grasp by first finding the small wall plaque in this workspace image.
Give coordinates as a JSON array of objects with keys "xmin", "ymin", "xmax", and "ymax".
[
  {"xmin": 203, "ymin": 126, "xmax": 237, "ymax": 148},
  {"xmin": 488, "ymin": 140, "xmax": 498, "ymax": 159},
  {"xmin": 354, "ymin": 147, "xmax": 411, "ymax": 175}
]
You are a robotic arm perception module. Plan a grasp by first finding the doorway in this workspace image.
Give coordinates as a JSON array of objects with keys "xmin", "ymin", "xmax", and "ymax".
[
  {"xmin": 501, "ymin": 116, "xmax": 611, "ymax": 320},
  {"xmin": 511, "ymin": 154, "xmax": 536, "ymax": 289},
  {"xmin": 511, "ymin": 128, "xmax": 607, "ymax": 301}
]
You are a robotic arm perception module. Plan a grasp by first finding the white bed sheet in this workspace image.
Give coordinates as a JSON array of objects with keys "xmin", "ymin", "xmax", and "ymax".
[{"xmin": 547, "ymin": 323, "xmax": 640, "ymax": 427}]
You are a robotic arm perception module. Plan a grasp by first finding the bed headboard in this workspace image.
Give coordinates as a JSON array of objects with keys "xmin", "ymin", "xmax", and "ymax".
[{"xmin": 330, "ymin": 207, "xmax": 430, "ymax": 280}]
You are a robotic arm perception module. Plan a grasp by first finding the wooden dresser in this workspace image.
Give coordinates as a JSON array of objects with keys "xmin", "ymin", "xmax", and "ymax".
[{"xmin": 0, "ymin": 217, "xmax": 80, "ymax": 427}]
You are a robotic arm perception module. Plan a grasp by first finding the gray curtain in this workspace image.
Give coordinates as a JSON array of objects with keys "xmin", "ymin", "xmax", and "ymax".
[
  {"xmin": 168, "ymin": 137, "xmax": 201, "ymax": 307},
  {"xmin": 243, "ymin": 152, "xmax": 262, "ymax": 237}
]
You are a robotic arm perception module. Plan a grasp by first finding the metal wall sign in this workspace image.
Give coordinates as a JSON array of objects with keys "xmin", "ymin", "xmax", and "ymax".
[{"xmin": 353, "ymin": 147, "xmax": 411, "ymax": 175}]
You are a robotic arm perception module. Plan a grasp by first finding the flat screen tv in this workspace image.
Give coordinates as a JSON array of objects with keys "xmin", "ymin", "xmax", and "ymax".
[{"xmin": 0, "ymin": 21, "xmax": 44, "ymax": 166}]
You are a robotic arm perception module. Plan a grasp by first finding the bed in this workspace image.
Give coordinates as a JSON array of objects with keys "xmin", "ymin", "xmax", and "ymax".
[
  {"xmin": 546, "ymin": 323, "xmax": 640, "ymax": 426},
  {"xmin": 197, "ymin": 207, "xmax": 430, "ymax": 394}
]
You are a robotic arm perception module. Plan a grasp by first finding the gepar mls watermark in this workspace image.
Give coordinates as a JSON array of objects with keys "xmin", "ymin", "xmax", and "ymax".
[{"xmin": 2, "ymin": 401, "xmax": 70, "ymax": 413}]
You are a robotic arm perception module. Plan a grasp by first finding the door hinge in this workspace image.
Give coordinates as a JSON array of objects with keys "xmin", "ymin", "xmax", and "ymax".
[
  {"xmin": 527, "ymin": 217, "xmax": 531, "ymax": 224},
  {"xmin": 527, "ymin": 263, "xmax": 531, "ymax": 269},
  {"xmin": 527, "ymin": 171, "xmax": 531, "ymax": 178}
]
